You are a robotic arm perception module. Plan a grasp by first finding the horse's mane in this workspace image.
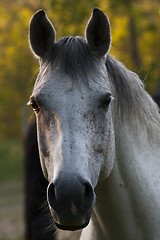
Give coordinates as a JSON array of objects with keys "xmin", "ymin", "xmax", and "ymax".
[
  {"xmin": 45, "ymin": 36, "xmax": 97, "ymax": 80},
  {"xmin": 106, "ymin": 55, "xmax": 160, "ymax": 131}
]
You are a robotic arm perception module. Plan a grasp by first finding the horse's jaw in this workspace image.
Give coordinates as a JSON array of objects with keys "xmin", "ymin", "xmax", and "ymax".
[{"xmin": 55, "ymin": 220, "xmax": 90, "ymax": 231}]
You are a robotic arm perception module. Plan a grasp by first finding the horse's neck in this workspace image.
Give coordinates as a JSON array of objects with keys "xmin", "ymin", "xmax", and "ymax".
[
  {"xmin": 94, "ymin": 105, "xmax": 160, "ymax": 240},
  {"xmin": 112, "ymin": 97, "xmax": 160, "ymax": 206}
]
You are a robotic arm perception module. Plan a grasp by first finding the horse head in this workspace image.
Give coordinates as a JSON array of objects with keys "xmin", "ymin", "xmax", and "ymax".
[{"xmin": 28, "ymin": 8, "xmax": 115, "ymax": 231}]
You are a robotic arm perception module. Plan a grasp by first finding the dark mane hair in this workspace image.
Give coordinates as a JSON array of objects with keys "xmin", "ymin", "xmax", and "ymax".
[{"xmin": 43, "ymin": 36, "xmax": 97, "ymax": 79}]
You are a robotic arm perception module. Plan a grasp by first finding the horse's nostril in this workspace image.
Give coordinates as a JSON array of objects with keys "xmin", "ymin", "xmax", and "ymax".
[
  {"xmin": 83, "ymin": 181, "xmax": 95, "ymax": 209},
  {"xmin": 47, "ymin": 182, "xmax": 59, "ymax": 212}
]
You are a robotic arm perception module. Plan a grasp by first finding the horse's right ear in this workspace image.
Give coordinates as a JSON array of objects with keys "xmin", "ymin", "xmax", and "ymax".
[
  {"xmin": 29, "ymin": 10, "xmax": 56, "ymax": 58},
  {"xmin": 85, "ymin": 8, "xmax": 111, "ymax": 57}
]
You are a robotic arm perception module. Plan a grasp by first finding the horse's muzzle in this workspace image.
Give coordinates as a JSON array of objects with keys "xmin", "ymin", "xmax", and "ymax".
[{"xmin": 47, "ymin": 175, "xmax": 95, "ymax": 231}]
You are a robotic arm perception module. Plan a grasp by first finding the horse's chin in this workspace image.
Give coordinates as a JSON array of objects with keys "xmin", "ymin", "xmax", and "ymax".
[
  {"xmin": 49, "ymin": 203, "xmax": 93, "ymax": 231},
  {"xmin": 55, "ymin": 220, "xmax": 90, "ymax": 231}
]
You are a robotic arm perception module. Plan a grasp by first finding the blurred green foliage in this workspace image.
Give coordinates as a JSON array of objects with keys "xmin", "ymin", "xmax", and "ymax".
[
  {"xmin": 0, "ymin": 0, "xmax": 160, "ymax": 141},
  {"xmin": 0, "ymin": 141, "xmax": 23, "ymax": 181}
]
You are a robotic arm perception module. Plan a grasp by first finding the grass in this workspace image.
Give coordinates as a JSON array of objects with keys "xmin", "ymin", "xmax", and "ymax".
[{"xmin": 0, "ymin": 140, "xmax": 24, "ymax": 240}]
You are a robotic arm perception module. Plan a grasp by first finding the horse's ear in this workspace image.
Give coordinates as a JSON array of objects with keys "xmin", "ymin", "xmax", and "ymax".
[
  {"xmin": 85, "ymin": 8, "xmax": 111, "ymax": 57},
  {"xmin": 29, "ymin": 10, "xmax": 56, "ymax": 58}
]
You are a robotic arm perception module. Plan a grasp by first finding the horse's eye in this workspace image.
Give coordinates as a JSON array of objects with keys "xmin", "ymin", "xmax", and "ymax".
[
  {"xmin": 102, "ymin": 93, "xmax": 114, "ymax": 109},
  {"xmin": 28, "ymin": 98, "xmax": 40, "ymax": 113}
]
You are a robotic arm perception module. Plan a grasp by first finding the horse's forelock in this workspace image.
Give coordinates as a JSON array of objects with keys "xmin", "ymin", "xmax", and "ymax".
[{"xmin": 43, "ymin": 36, "xmax": 98, "ymax": 81}]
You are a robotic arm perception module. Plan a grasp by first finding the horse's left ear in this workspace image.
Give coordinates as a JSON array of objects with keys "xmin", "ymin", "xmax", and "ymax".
[
  {"xmin": 29, "ymin": 10, "xmax": 56, "ymax": 58},
  {"xmin": 85, "ymin": 8, "xmax": 111, "ymax": 57}
]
